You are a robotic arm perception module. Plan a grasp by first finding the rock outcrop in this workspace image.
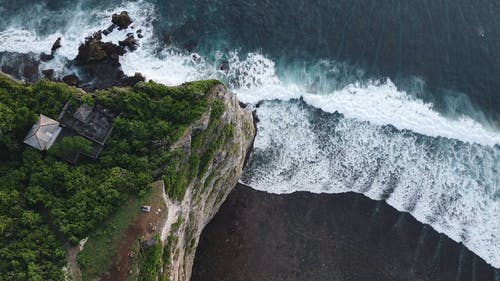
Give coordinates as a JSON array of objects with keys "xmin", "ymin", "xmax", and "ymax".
[
  {"xmin": 62, "ymin": 74, "xmax": 79, "ymax": 86},
  {"xmin": 51, "ymin": 37, "xmax": 62, "ymax": 53},
  {"xmin": 118, "ymin": 34, "xmax": 139, "ymax": 52},
  {"xmin": 39, "ymin": 38, "xmax": 62, "ymax": 62},
  {"xmin": 111, "ymin": 11, "xmax": 132, "ymax": 30},
  {"xmin": 69, "ymin": 11, "xmax": 144, "ymax": 90},
  {"xmin": 74, "ymin": 32, "xmax": 125, "ymax": 66},
  {"xmin": 160, "ymin": 84, "xmax": 255, "ymax": 281},
  {"xmin": 0, "ymin": 52, "xmax": 40, "ymax": 82}
]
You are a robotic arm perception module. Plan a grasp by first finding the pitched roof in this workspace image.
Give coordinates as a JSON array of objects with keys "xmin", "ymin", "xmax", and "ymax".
[{"xmin": 24, "ymin": 114, "xmax": 61, "ymax": 151}]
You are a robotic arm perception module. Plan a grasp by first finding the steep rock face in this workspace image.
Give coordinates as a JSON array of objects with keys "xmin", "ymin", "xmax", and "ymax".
[{"xmin": 160, "ymin": 84, "xmax": 255, "ymax": 281}]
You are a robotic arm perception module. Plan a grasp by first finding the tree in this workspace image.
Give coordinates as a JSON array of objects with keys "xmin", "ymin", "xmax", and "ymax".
[{"xmin": 49, "ymin": 136, "xmax": 92, "ymax": 158}]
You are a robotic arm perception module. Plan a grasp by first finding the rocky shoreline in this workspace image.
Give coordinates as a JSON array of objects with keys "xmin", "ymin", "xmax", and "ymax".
[
  {"xmin": 0, "ymin": 10, "xmax": 145, "ymax": 91},
  {"xmin": 3, "ymin": 7, "xmax": 497, "ymax": 281},
  {"xmin": 0, "ymin": 10, "xmax": 259, "ymax": 280},
  {"xmin": 192, "ymin": 184, "xmax": 499, "ymax": 281}
]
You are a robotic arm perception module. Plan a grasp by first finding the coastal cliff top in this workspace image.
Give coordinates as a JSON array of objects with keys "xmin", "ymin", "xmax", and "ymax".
[{"xmin": 0, "ymin": 72, "xmax": 248, "ymax": 281}]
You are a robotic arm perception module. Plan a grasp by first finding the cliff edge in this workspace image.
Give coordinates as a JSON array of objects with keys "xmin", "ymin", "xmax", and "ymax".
[{"xmin": 159, "ymin": 83, "xmax": 255, "ymax": 281}]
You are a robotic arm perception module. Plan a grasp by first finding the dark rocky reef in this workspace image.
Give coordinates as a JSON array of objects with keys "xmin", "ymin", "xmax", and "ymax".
[
  {"xmin": 0, "ymin": 52, "xmax": 40, "ymax": 82},
  {"xmin": 118, "ymin": 34, "xmax": 139, "ymax": 51},
  {"xmin": 39, "ymin": 37, "xmax": 62, "ymax": 62},
  {"xmin": 1, "ymin": 11, "xmax": 144, "ymax": 90},
  {"xmin": 67, "ymin": 12, "xmax": 144, "ymax": 90},
  {"xmin": 75, "ymin": 32, "xmax": 125, "ymax": 66},
  {"xmin": 111, "ymin": 11, "xmax": 132, "ymax": 30},
  {"xmin": 42, "ymin": 69, "xmax": 54, "ymax": 80}
]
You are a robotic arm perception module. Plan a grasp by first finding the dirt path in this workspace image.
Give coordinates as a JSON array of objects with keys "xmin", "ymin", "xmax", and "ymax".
[
  {"xmin": 160, "ymin": 189, "xmax": 181, "ymax": 242},
  {"xmin": 65, "ymin": 238, "xmax": 87, "ymax": 281},
  {"xmin": 100, "ymin": 181, "xmax": 167, "ymax": 281}
]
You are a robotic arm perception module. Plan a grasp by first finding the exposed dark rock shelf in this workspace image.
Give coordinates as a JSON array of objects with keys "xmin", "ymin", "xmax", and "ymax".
[
  {"xmin": 192, "ymin": 184, "xmax": 498, "ymax": 281},
  {"xmin": 0, "ymin": 11, "xmax": 144, "ymax": 91}
]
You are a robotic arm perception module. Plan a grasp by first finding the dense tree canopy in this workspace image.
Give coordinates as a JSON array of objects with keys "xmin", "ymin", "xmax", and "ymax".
[{"xmin": 0, "ymin": 74, "xmax": 220, "ymax": 280}]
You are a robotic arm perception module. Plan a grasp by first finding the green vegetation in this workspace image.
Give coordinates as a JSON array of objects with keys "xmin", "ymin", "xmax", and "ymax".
[
  {"xmin": 160, "ymin": 215, "xmax": 182, "ymax": 281},
  {"xmin": 49, "ymin": 136, "xmax": 92, "ymax": 158},
  {"xmin": 164, "ymin": 98, "xmax": 233, "ymax": 201},
  {"xmin": 0, "ymin": 74, "xmax": 222, "ymax": 281},
  {"xmin": 137, "ymin": 235, "xmax": 163, "ymax": 281},
  {"xmin": 161, "ymin": 233, "xmax": 175, "ymax": 281},
  {"xmin": 77, "ymin": 190, "xmax": 152, "ymax": 281}
]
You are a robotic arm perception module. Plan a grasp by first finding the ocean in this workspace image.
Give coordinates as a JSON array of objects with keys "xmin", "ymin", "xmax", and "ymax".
[{"xmin": 0, "ymin": 0, "xmax": 499, "ymax": 270}]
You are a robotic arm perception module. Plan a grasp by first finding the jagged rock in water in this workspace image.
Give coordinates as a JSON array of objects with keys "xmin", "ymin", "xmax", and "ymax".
[
  {"xmin": 51, "ymin": 37, "xmax": 62, "ymax": 53},
  {"xmin": 70, "ymin": 16, "xmax": 146, "ymax": 90},
  {"xmin": 102, "ymin": 25, "xmax": 116, "ymax": 36},
  {"xmin": 74, "ymin": 32, "xmax": 125, "ymax": 66},
  {"xmin": 118, "ymin": 35, "xmax": 138, "ymax": 51},
  {"xmin": 38, "ymin": 38, "xmax": 61, "ymax": 62},
  {"xmin": 39, "ymin": 53, "xmax": 54, "ymax": 62},
  {"xmin": 112, "ymin": 11, "xmax": 132, "ymax": 30},
  {"xmin": 136, "ymin": 29, "xmax": 144, "ymax": 39}
]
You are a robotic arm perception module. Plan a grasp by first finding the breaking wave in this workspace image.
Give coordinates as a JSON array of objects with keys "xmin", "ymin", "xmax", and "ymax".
[
  {"xmin": 0, "ymin": 0, "xmax": 499, "ymax": 268},
  {"xmin": 241, "ymin": 100, "xmax": 500, "ymax": 268}
]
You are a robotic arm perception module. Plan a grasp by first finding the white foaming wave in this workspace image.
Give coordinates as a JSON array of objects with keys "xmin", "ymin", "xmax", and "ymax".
[
  {"xmin": 302, "ymin": 81, "xmax": 500, "ymax": 146},
  {"xmin": 223, "ymin": 52, "xmax": 302, "ymax": 103},
  {"xmin": 228, "ymin": 56, "xmax": 500, "ymax": 146},
  {"xmin": 0, "ymin": 28, "xmax": 63, "ymax": 54},
  {"xmin": 1, "ymin": 0, "xmax": 497, "ymax": 146},
  {"xmin": 0, "ymin": 1, "xmax": 157, "ymax": 66},
  {"xmin": 121, "ymin": 48, "xmax": 208, "ymax": 85},
  {"xmin": 242, "ymin": 101, "xmax": 500, "ymax": 268},
  {"xmin": 179, "ymin": 51, "xmax": 500, "ymax": 146}
]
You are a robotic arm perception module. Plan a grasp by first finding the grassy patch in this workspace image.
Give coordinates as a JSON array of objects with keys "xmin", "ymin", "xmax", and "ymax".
[
  {"xmin": 77, "ymin": 190, "xmax": 153, "ymax": 281},
  {"xmin": 137, "ymin": 235, "xmax": 163, "ymax": 281}
]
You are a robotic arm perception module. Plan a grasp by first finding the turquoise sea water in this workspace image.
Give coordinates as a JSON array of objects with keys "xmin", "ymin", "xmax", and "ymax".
[{"xmin": 0, "ymin": 0, "xmax": 499, "ymax": 269}]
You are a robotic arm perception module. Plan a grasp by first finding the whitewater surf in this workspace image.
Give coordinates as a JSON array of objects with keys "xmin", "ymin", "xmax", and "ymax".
[{"xmin": 0, "ymin": 0, "xmax": 499, "ymax": 270}]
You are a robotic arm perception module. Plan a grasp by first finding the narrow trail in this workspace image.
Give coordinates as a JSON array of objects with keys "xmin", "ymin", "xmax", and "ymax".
[{"xmin": 161, "ymin": 183, "xmax": 181, "ymax": 242}]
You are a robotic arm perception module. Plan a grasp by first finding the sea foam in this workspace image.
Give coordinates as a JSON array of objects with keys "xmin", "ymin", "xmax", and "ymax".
[
  {"xmin": 1, "ymin": 1, "xmax": 498, "ymax": 146},
  {"xmin": 241, "ymin": 100, "xmax": 500, "ymax": 268},
  {"xmin": 0, "ymin": 0, "xmax": 499, "ymax": 268}
]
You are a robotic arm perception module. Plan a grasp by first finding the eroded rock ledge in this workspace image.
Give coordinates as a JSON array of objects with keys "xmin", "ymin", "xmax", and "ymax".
[{"xmin": 160, "ymin": 84, "xmax": 255, "ymax": 281}]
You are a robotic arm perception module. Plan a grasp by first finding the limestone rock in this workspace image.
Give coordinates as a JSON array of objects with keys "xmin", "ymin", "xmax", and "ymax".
[{"xmin": 161, "ymin": 84, "xmax": 255, "ymax": 281}]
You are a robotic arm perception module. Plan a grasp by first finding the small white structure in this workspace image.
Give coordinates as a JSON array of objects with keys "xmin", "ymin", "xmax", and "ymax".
[
  {"xmin": 141, "ymin": 205, "xmax": 151, "ymax": 213},
  {"xmin": 24, "ymin": 114, "xmax": 61, "ymax": 151}
]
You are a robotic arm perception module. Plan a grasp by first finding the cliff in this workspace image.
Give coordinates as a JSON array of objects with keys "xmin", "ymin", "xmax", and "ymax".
[
  {"xmin": 159, "ymin": 84, "xmax": 255, "ymax": 281},
  {"xmin": 0, "ymin": 70, "xmax": 254, "ymax": 281}
]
